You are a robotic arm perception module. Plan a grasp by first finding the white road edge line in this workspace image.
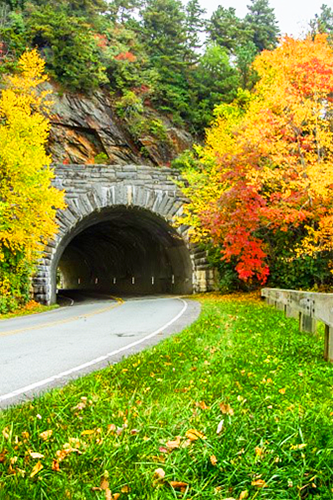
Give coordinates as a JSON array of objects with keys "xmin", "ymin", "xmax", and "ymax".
[{"xmin": 0, "ymin": 298, "xmax": 188, "ymax": 404}]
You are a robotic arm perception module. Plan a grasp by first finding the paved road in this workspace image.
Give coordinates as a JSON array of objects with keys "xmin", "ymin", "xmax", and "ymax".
[{"xmin": 0, "ymin": 295, "xmax": 200, "ymax": 408}]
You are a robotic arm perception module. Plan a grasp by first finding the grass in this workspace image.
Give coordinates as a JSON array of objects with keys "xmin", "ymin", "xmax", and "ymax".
[
  {"xmin": 0, "ymin": 294, "xmax": 332, "ymax": 499},
  {"xmin": 0, "ymin": 301, "xmax": 58, "ymax": 320}
]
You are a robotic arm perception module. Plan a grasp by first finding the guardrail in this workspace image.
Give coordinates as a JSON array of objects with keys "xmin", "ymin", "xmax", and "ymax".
[{"xmin": 261, "ymin": 288, "xmax": 333, "ymax": 362}]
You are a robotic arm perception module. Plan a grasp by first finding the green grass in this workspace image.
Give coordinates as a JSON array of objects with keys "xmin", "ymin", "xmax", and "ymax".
[
  {"xmin": 0, "ymin": 303, "xmax": 58, "ymax": 320},
  {"xmin": 0, "ymin": 295, "xmax": 332, "ymax": 499}
]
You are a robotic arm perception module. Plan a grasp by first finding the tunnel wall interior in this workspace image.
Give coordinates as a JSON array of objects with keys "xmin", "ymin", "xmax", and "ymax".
[{"xmin": 53, "ymin": 206, "xmax": 193, "ymax": 299}]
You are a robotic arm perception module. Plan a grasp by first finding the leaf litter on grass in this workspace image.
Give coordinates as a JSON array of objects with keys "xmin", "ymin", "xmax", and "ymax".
[{"xmin": 0, "ymin": 294, "xmax": 333, "ymax": 498}]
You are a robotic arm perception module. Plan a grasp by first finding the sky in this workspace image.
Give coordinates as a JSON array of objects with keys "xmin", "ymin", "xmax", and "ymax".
[{"xmin": 200, "ymin": 0, "xmax": 330, "ymax": 38}]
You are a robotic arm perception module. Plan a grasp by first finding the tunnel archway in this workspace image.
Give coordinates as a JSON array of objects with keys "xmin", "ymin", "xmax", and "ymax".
[
  {"xmin": 32, "ymin": 164, "xmax": 215, "ymax": 304},
  {"xmin": 53, "ymin": 206, "xmax": 193, "ymax": 298}
]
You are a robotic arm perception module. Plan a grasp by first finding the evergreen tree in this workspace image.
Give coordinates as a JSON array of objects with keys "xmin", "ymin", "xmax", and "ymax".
[
  {"xmin": 141, "ymin": 0, "xmax": 190, "ymax": 120},
  {"xmin": 207, "ymin": 6, "xmax": 247, "ymax": 54},
  {"xmin": 190, "ymin": 43, "xmax": 239, "ymax": 130},
  {"xmin": 185, "ymin": 0, "xmax": 206, "ymax": 61},
  {"xmin": 235, "ymin": 40, "xmax": 258, "ymax": 89},
  {"xmin": 105, "ymin": 0, "xmax": 143, "ymax": 23},
  {"xmin": 142, "ymin": 0, "xmax": 187, "ymax": 60},
  {"xmin": 244, "ymin": 0, "xmax": 280, "ymax": 52},
  {"xmin": 310, "ymin": 4, "xmax": 333, "ymax": 42}
]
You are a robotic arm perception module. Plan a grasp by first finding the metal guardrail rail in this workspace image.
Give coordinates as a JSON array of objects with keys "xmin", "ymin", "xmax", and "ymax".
[{"xmin": 261, "ymin": 288, "xmax": 333, "ymax": 362}]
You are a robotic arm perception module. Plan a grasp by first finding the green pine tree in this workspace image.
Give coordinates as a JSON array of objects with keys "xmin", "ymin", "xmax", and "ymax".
[{"xmin": 244, "ymin": 0, "xmax": 280, "ymax": 52}]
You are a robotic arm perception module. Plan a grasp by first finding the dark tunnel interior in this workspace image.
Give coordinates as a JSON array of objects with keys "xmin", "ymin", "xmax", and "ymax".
[{"xmin": 54, "ymin": 206, "xmax": 193, "ymax": 298}]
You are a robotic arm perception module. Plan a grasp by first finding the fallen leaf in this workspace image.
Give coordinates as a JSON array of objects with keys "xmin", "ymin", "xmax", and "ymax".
[
  {"xmin": 101, "ymin": 477, "xmax": 109, "ymax": 490},
  {"xmin": 112, "ymin": 494, "xmax": 120, "ymax": 500},
  {"xmin": 251, "ymin": 479, "xmax": 267, "ymax": 488},
  {"xmin": 105, "ymin": 489, "xmax": 112, "ymax": 500},
  {"xmin": 81, "ymin": 429, "xmax": 95, "ymax": 436},
  {"xmin": 56, "ymin": 445, "xmax": 82, "ymax": 462},
  {"xmin": 290, "ymin": 443, "xmax": 307, "ymax": 450},
  {"xmin": 154, "ymin": 468, "xmax": 166, "ymax": 480},
  {"xmin": 210, "ymin": 455, "xmax": 217, "ymax": 466},
  {"xmin": 279, "ymin": 388, "xmax": 286, "ymax": 395},
  {"xmin": 196, "ymin": 401, "xmax": 209, "ymax": 410},
  {"xmin": 170, "ymin": 481, "xmax": 189, "ymax": 491},
  {"xmin": 255, "ymin": 446, "xmax": 264, "ymax": 457},
  {"xmin": 29, "ymin": 451, "xmax": 44, "ymax": 459},
  {"xmin": 219, "ymin": 403, "xmax": 234, "ymax": 416},
  {"xmin": 0, "ymin": 450, "xmax": 7, "ymax": 463},
  {"xmin": 159, "ymin": 446, "xmax": 168, "ymax": 453},
  {"xmin": 2, "ymin": 427, "xmax": 10, "ymax": 440},
  {"xmin": 56, "ymin": 449, "xmax": 67, "ymax": 462},
  {"xmin": 216, "ymin": 419, "xmax": 224, "ymax": 435},
  {"xmin": 30, "ymin": 461, "xmax": 43, "ymax": 478},
  {"xmin": 185, "ymin": 429, "xmax": 206, "ymax": 441},
  {"xmin": 181, "ymin": 439, "xmax": 191, "ymax": 448},
  {"xmin": 239, "ymin": 491, "xmax": 249, "ymax": 500},
  {"xmin": 40, "ymin": 430, "xmax": 53, "ymax": 441},
  {"xmin": 121, "ymin": 485, "xmax": 131, "ymax": 493},
  {"xmin": 166, "ymin": 436, "xmax": 181, "ymax": 449},
  {"xmin": 72, "ymin": 402, "xmax": 86, "ymax": 412},
  {"xmin": 16, "ymin": 468, "xmax": 26, "ymax": 478},
  {"xmin": 52, "ymin": 460, "xmax": 60, "ymax": 472},
  {"xmin": 107, "ymin": 424, "xmax": 116, "ymax": 432}
]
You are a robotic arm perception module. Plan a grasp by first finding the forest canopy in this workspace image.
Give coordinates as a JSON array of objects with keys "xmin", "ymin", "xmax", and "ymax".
[{"xmin": 0, "ymin": 0, "xmax": 283, "ymax": 133}]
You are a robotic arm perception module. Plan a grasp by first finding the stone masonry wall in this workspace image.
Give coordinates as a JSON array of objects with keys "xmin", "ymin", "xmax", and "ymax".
[{"xmin": 33, "ymin": 164, "xmax": 216, "ymax": 304}]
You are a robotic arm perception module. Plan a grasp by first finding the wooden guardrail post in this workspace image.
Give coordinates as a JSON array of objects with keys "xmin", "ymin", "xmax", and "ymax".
[
  {"xmin": 324, "ymin": 325, "xmax": 333, "ymax": 362},
  {"xmin": 299, "ymin": 313, "xmax": 317, "ymax": 334}
]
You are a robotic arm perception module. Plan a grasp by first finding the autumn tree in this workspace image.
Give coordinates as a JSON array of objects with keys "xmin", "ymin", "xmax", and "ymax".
[
  {"xmin": 180, "ymin": 36, "xmax": 333, "ymax": 287},
  {"xmin": 0, "ymin": 50, "xmax": 65, "ymax": 311}
]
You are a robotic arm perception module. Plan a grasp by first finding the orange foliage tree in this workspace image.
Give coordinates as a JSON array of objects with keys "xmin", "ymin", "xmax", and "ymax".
[{"xmin": 181, "ymin": 35, "xmax": 333, "ymax": 285}]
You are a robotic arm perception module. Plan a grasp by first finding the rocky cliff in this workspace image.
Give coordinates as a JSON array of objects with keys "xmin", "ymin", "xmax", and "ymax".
[{"xmin": 47, "ymin": 84, "xmax": 194, "ymax": 166}]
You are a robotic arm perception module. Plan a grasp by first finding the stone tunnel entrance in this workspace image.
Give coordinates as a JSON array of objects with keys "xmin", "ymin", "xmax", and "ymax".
[
  {"xmin": 54, "ymin": 206, "xmax": 193, "ymax": 300},
  {"xmin": 33, "ymin": 164, "xmax": 215, "ymax": 305}
]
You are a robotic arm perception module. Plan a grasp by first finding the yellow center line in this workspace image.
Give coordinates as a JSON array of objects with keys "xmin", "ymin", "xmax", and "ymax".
[{"xmin": 0, "ymin": 296, "xmax": 124, "ymax": 338}]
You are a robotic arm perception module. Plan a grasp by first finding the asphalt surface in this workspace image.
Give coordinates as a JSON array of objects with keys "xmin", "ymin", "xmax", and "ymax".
[{"xmin": 0, "ymin": 295, "xmax": 200, "ymax": 408}]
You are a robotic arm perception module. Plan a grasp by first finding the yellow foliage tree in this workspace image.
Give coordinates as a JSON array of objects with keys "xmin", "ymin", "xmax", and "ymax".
[{"xmin": 0, "ymin": 49, "xmax": 65, "ymax": 310}]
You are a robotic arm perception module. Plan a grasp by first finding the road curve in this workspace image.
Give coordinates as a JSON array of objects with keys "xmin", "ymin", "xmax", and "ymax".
[{"xmin": 0, "ymin": 296, "xmax": 200, "ymax": 408}]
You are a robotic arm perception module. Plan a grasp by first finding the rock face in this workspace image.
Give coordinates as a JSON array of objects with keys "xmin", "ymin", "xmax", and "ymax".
[{"xmin": 47, "ymin": 85, "xmax": 194, "ymax": 166}]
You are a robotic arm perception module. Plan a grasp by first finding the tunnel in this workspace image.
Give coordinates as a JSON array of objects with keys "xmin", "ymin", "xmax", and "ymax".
[{"xmin": 52, "ymin": 205, "xmax": 193, "ymax": 300}]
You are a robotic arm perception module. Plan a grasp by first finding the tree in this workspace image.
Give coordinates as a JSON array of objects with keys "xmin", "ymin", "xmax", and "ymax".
[
  {"xmin": 180, "ymin": 36, "xmax": 333, "ymax": 285},
  {"xmin": 310, "ymin": 4, "xmax": 333, "ymax": 42},
  {"xmin": 244, "ymin": 0, "xmax": 280, "ymax": 52},
  {"xmin": 207, "ymin": 6, "xmax": 247, "ymax": 54},
  {"xmin": 142, "ymin": 0, "xmax": 186, "ymax": 60},
  {"xmin": 189, "ymin": 44, "xmax": 239, "ymax": 130},
  {"xmin": 0, "ymin": 49, "xmax": 65, "ymax": 311},
  {"xmin": 235, "ymin": 40, "xmax": 258, "ymax": 89},
  {"xmin": 26, "ymin": 4, "xmax": 108, "ymax": 91},
  {"xmin": 184, "ymin": 0, "xmax": 206, "ymax": 61},
  {"xmin": 140, "ymin": 0, "xmax": 189, "ymax": 120}
]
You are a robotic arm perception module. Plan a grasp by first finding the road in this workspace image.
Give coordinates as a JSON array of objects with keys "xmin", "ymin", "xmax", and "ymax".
[{"xmin": 0, "ymin": 295, "xmax": 200, "ymax": 408}]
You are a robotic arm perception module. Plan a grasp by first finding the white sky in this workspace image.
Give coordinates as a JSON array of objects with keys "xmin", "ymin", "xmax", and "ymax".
[{"xmin": 199, "ymin": 0, "xmax": 331, "ymax": 38}]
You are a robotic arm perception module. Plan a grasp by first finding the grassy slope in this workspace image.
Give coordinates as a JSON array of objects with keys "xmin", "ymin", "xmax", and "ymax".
[{"xmin": 0, "ymin": 295, "xmax": 332, "ymax": 499}]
